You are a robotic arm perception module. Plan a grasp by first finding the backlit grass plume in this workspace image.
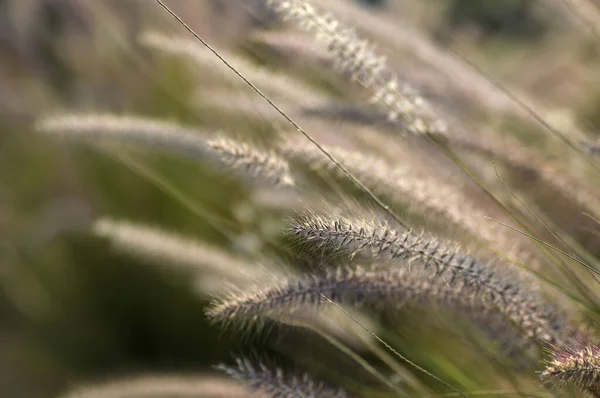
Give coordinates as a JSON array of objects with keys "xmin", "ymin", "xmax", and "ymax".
[
  {"xmin": 207, "ymin": 266, "xmax": 406, "ymax": 328},
  {"xmin": 36, "ymin": 114, "xmax": 207, "ymax": 156},
  {"xmin": 208, "ymin": 137, "xmax": 294, "ymax": 186},
  {"xmin": 281, "ymin": 141, "xmax": 535, "ymax": 261},
  {"xmin": 207, "ymin": 262, "xmax": 545, "ymax": 366},
  {"xmin": 59, "ymin": 375, "xmax": 266, "ymax": 398},
  {"xmin": 288, "ymin": 212, "xmax": 566, "ymax": 346},
  {"xmin": 542, "ymin": 337, "xmax": 600, "ymax": 397},
  {"xmin": 264, "ymin": 0, "xmax": 444, "ymax": 134},
  {"xmin": 217, "ymin": 357, "xmax": 350, "ymax": 398},
  {"xmin": 93, "ymin": 218, "xmax": 274, "ymax": 294},
  {"xmin": 37, "ymin": 114, "xmax": 293, "ymax": 186}
]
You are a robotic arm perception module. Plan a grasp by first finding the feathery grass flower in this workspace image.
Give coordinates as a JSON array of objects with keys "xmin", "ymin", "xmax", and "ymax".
[
  {"xmin": 542, "ymin": 338, "xmax": 600, "ymax": 396},
  {"xmin": 265, "ymin": 0, "xmax": 444, "ymax": 135},
  {"xmin": 288, "ymin": 213, "xmax": 565, "ymax": 345},
  {"xmin": 217, "ymin": 357, "xmax": 350, "ymax": 398}
]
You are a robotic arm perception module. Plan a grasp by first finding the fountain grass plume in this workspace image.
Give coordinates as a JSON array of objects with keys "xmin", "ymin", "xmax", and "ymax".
[
  {"xmin": 36, "ymin": 113, "xmax": 209, "ymax": 158},
  {"xmin": 542, "ymin": 336, "xmax": 600, "ymax": 397},
  {"xmin": 287, "ymin": 212, "xmax": 567, "ymax": 346},
  {"xmin": 281, "ymin": 141, "xmax": 533, "ymax": 261},
  {"xmin": 217, "ymin": 357, "xmax": 350, "ymax": 398},
  {"xmin": 208, "ymin": 137, "xmax": 294, "ymax": 186},
  {"xmin": 208, "ymin": 260, "xmax": 553, "ymax": 365},
  {"xmin": 264, "ymin": 0, "xmax": 445, "ymax": 135},
  {"xmin": 92, "ymin": 218, "xmax": 277, "ymax": 295},
  {"xmin": 37, "ymin": 114, "xmax": 294, "ymax": 186},
  {"xmin": 207, "ymin": 266, "xmax": 409, "ymax": 329},
  {"xmin": 59, "ymin": 375, "xmax": 266, "ymax": 398}
]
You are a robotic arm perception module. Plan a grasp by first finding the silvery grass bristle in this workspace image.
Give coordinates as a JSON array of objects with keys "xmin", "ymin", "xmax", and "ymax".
[
  {"xmin": 36, "ymin": 114, "xmax": 294, "ymax": 187},
  {"xmin": 208, "ymin": 137, "xmax": 295, "ymax": 186},
  {"xmin": 207, "ymin": 262, "xmax": 548, "ymax": 360},
  {"xmin": 217, "ymin": 357, "xmax": 350, "ymax": 398},
  {"xmin": 281, "ymin": 141, "xmax": 534, "ymax": 263},
  {"xmin": 59, "ymin": 375, "xmax": 266, "ymax": 398},
  {"xmin": 264, "ymin": 0, "xmax": 445, "ymax": 135},
  {"xmin": 206, "ymin": 266, "xmax": 402, "ymax": 329},
  {"xmin": 542, "ymin": 337, "xmax": 600, "ymax": 397},
  {"xmin": 93, "ymin": 218, "xmax": 275, "ymax": 294},
  {"xmin": 287, "ymin": 212, "xmax": 566, "ymax": 346},
  {"xmin": 36, "ymin": 114, "xmax": 207, "ymax": 156}
]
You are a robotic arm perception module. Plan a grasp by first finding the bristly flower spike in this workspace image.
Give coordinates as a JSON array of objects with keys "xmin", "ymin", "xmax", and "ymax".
[
  {"xmin": 217, "ymin": 357, "xmax": 349, "ymax": 398},
  {"xmin": 37, "ymin": 114, "xmax": 294, "ymax": 186},
  {"xmin": 542, "ymin": 337, "xmax": 600, "ymax": 397},
  {"xmin": 288, "ymin": 213, "xmax": 567, "ymax": 346},
  {"xmin": 265, "ymin": 0, "xmax": 445, "ymax": 135},
  {"xmin": 208, "ymin": 137, "xmax": 295, "ymax": 186}
]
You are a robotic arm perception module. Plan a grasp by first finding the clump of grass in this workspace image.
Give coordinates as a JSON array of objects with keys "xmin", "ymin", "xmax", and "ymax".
[{"xmin": 31, "ymin": 0, "xmax": 600, "ymax": 396}]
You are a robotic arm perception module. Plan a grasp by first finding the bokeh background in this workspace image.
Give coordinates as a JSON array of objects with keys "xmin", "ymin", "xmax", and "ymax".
[{"xmin": 2, "ymin": 0, "xmax": 600, "ymax": 397}]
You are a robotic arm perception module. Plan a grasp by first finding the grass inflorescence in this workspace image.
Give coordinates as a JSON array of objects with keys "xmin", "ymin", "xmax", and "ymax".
[{"xmin": 217, "ymin": 357, "xmax": 350, "ymax": 398}]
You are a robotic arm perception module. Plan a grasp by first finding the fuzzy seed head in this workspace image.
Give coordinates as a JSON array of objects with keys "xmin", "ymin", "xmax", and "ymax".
[
  {"xmin": 59, "ymin": 375, "xmax": 266, "ymax": 398},
  {"xmin": 218, "ymin": 357, "xmax": 349, "ymax": 398},
  {"xmin": 36, "ymin": 113, "xmax": 210, "ymax": 159},
  {"xmin": 288, "ymin": 213, "xmax": 566, "ymax": 346},
  {"xmin": 266, "ymin": 0, "xmax": 444, "ymax": 135},
  {"xmin": 208, "ymin": 138, "xmax": 295, "ymax": 186},
  {"xmin": 542, "ymin": 339, "xmax": 600, "ymax": 396}
]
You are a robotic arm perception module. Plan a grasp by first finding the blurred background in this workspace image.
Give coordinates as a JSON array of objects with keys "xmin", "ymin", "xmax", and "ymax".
[{"xmin": 2, "ymin": 0, "xmax": 600, "ymax": 397}]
